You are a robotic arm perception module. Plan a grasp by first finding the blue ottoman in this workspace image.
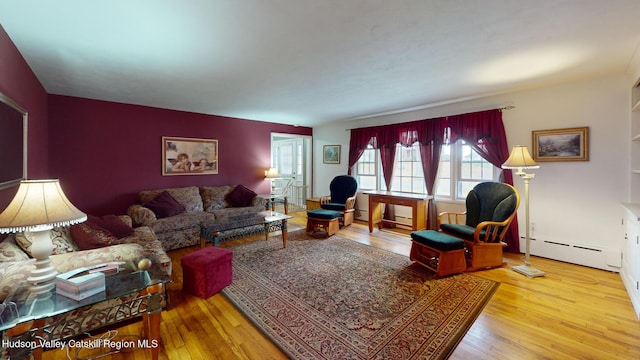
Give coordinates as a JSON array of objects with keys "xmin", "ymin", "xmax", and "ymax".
[{"xmin": 306, "ymin": 209, "xmax": 341, "ymax": 237}]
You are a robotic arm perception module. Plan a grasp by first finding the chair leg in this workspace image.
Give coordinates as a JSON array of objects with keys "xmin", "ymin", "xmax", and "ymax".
[
  {"xmin": 465, "ymin": 241, "xmax": 506, "ymax": 271},
  {"xmin": 341, "ymin": 212, "xmax": 354, "ymax": 227}
]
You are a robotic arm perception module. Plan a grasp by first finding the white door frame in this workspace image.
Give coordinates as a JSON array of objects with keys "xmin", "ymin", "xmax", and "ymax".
[{"xmin": 270, "ymin": 133, "xmax": 312, "ymax": 207}]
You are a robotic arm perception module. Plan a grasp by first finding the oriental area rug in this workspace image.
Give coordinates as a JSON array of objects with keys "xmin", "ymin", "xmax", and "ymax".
[{"xmin": 222, "ymin": 231, "xmax": 499, "ymax": 360}]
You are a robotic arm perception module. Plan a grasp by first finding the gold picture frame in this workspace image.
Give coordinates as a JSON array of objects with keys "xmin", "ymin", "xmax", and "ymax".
[
  {"xmin": 163, "ymin": 136, "xmax": 218, "ymax": 175},
  {"xmin": 532, "ymin": 127, "xmax": 589, "ymax": 162}
]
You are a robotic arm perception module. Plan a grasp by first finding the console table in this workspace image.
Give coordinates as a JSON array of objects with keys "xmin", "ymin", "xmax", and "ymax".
[{"xmin": 364, "ymin": 191, "xmax": 431, "ymax": 232}]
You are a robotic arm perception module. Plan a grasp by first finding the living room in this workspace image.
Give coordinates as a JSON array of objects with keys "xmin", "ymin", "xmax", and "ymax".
[{"xmin": 1, "ymin": 2, "xmax": 640, "ymax": 359}]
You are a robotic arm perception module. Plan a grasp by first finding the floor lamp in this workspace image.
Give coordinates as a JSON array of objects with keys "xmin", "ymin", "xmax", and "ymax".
[
  {"xmin": 0, "ymin": 179, "xmax": 87, "ymax": 294},
  {"xmin": 502, "ymin": 146, "xmax": 546, "ymax": 278}
]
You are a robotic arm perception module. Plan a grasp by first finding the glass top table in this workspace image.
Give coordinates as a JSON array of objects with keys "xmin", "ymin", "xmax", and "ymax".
[
  {"xmin": 199, "ymin": 210, "xmax": 293, "ymax": 248},
  {"xmin": 0, "ymin": 260, "xmax": 171, "ymax": 360}
]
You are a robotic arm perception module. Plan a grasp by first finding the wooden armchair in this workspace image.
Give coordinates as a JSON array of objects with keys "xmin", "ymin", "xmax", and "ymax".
[
  {"xmin": 319, "ymin": 175, "xmax": 358, "ymax": 227},
  {"xmin": 438, "ymin": 182, "xmax": 520, "ymax": 271}
]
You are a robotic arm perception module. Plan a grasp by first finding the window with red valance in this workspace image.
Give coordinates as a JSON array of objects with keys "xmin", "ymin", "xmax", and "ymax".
[{"xmin": 347, "ymin": 109, "xmax": 520, "ymax": 253}]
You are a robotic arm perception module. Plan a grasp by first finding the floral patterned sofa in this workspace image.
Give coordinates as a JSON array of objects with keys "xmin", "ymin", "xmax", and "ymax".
[
  {"xmin": 127, "ymin": 185, "xmax": 267, "ymax": 251},
  {"xmin": 0, "ymin": 215, "xmax": 171, "ymax": 354}
]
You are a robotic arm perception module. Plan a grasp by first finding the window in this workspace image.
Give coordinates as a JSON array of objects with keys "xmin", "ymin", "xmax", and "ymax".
[
  {"xmin": 354, "ymin": 145, "xmax": 378, "ymax": 191},
  {"xmin": 390, "ymin": 143, "xmax": 426, "ymax": 194},
  {"xmin": 353, "ymin": 140, "xmax": 499, "ymax": 200},
  {"xmin": 436, "ymin": 141, "xmax": 499, "ymax": 200}
]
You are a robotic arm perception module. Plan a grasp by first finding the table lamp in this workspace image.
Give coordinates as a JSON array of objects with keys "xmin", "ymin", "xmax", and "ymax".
[
  {"xmin": 264, "ymin": 168, "xmax": 281, "ymax": 194},
  {"xmin": 0, "ymin": 179, "xmax": 87, "ymax": 293},
  {"xmin": 502, "ymin": 145, "xmax": 546, "ymax": 278}
]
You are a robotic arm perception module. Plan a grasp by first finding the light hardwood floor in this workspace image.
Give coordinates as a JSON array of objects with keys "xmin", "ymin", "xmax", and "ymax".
[{"xmin": 43, "ymin": 212, "xmax": 640, "ymax": 359}]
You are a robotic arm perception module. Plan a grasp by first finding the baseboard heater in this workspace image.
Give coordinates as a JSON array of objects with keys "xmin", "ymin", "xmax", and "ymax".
[{"xmin": 521, "ymin": 237, "xmax": 620, "ymax": 271}]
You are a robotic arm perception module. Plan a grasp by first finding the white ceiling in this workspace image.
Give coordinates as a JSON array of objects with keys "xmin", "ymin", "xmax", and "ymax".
[{"xmin": 1, "ymin": 0, "xmax": 639, "ymax": 127}]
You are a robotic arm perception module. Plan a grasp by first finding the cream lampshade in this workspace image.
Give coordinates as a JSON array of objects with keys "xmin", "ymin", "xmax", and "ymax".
[
  {"xmin": 0, "ymin": 179, "xmax": 87, "ymax": 293},
  {"xmin": 264, "ymin": 168, "xmax": 281, "ymax": 194},
  {"xmin": 502, "ymin": 145, "xmax": 540, "ymax": 173}
]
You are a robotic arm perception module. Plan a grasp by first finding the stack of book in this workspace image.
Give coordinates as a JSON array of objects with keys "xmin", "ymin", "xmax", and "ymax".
[{"xmin": 55, "ymin": 264, "xmax": 111, "ymax": 300}]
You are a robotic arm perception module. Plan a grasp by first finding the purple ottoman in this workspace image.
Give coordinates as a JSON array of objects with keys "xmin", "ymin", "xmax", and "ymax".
[{"xmin": 181, "ymin": 246, "xmax": 233, "ymax": 299}]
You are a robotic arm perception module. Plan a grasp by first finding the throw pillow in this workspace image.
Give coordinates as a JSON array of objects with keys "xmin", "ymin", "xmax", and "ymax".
[
  {"xmin": 15, "ymin": 227, "xmax": 79, "ymax": 257},
  {"xmin": 87, "ymin": 214, "xmax": 134, "ymax": 238},
  {"xmin": 0, "ymin": 235, "xmax": 30, "ymax": 262},
  {"xmin": 143, "ymin": 191, "xmax": 185, "ymax": 218},
  {"xmin": 70, "ymin": 223, "xmax": 121, "ymax": 250},
  {"xmin": 226, "ymin": 184, "xmax": 257, "ymax": 207}
]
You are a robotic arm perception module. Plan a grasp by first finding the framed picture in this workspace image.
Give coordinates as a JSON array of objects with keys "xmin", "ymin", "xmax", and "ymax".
[
  {"xmin": 323, "ymin": 145, "xmax": 341, "ymax": 164},
  {"xmin": 162, "ymin": 136, "xmax": 218, "ymax": 175},
  {"xmin": 532, "ymin": 127, "xmax": 589, "ymax": 162}
]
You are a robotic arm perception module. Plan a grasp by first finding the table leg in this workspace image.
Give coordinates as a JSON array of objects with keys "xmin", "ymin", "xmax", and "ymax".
[
  {"xmin": 148, "ymin": 310, "xmax": 162, "ymax": 360},
  {"xmin": 142, "ymin": 283, "xmax": 164, "ymax": 360},
  {"xmin": 369, "ymin": 199, "xmax": 382, "ymax": 232},
  {"xmin": 281, "ymin": 219, "xmax": 288, "ymax": 248}
]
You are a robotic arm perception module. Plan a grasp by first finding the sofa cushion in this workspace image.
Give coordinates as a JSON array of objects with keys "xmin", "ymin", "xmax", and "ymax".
[
  {"xmin": 70, "ymin": 223, "xmax": 122, "ymax": 250},
  {"xmin": 147, "ymin": 212, "xmax": 216, "ymax": 234},
  {"xmin": 200, "ymin": 185, "xmax": 234, "ymax": 211},
  {"xmin": 0, "ymin": 235, "xmax": 30, "ymax": 262},
  {"xmin": 140, "ymin": 186, "xmax": 203, "ymax": 213},
  {"xmin": 226, "ymin": 184, "xmax": 257, "ymax": 207},
  {"xmin": 87, "ymin": 214, "xmax": 135, "ymax": 238},
  {"xmin": 50, "ymin": 243, "xmax": 146, "ymax": 274},
  {"xmin": 143, "ymin": 191, "xmax": 186, "ymax": 218},
  {"xmin": 15, "ymin": 227, "xmax": 78, "ymax": 256}
]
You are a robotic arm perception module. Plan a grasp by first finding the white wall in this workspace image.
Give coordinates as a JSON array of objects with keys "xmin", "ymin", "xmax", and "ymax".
[{"xmin": 313, "ymin": 73, "xmax": 634, "ymax": 270}]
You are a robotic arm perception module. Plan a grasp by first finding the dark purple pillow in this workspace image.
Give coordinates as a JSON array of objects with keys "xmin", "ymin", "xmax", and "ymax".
[
  {"xmin": 226, "ymin": 185, "xmax": 257, "ymax": 207},
  {"xmin": 143, "ymin": 191, "xmax": 186, "ymax": 218},
  {"xmin": 86, "ymin": 214, "xmax": 134, "ymax": 239}
]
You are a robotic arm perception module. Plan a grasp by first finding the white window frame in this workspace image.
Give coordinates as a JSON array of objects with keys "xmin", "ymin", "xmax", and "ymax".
[
  {"xmin": 389, "ymin": 143, "xmax": 426, "ymax": 194},
  {"xmin": 354, "ymin": 144, "xmax": 381, "ymax": 191},
  {"xmin": 435, "ymin": 141, "xmax": 501, "ymax": 201},
  {"xmin": 353, "ymin": 141, "xmax": 500, "ymax": 201}
]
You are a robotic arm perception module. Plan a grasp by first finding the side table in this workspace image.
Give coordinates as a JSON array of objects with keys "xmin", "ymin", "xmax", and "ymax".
[
  {"xmin": 306, "ymin": 197, "xmax": 322, "ymax": 211},
  {"xmin": 260, "ymin": 194, "xmax": 289, "ymax": 214},
  {"xmin": 1, "ymin": 261, "xmax": 170, "ymax": 360}
]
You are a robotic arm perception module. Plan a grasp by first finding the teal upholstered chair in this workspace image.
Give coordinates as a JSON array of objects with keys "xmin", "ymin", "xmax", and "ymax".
[
  {"xmin": 438, "ymin": 182, "xmax": 520, "ymax": 271},
  {"xmin": 320, "ymin": 175, "xmax": 358, "ymax": 227}
]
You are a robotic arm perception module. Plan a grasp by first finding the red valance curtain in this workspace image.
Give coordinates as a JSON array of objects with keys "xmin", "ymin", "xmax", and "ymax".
[{"xmin": 347, "ymin": 109, "xmax": 520, "ymax": 252}]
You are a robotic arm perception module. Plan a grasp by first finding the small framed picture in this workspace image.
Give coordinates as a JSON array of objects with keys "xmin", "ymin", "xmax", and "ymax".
[
  {"xmin": 532, "ymin": 127, "xmax": 589, "ymax": 162},
  {"xmin": 163, "ymin": 136, "xmax": 218, "ymax": 175},
  {"xmin": 323, "ymin": 145, "xmax": 341, "ymax": 164}
]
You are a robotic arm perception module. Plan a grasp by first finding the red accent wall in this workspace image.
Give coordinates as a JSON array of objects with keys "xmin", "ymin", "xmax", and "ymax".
[
  {"xmin": 48, "ymin": 95, "xmax": 312, "ymax": 215},
  {"xmin": 0, "ymin": 25, "xmax": 49, "ymax": 209}
]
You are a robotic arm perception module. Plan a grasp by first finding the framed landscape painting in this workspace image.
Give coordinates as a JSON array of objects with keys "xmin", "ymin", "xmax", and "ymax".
[
  {"xmin": 323, "ymin": 145, "xmax": 341, "ymax": 164},
  {"xmin": 532, "ymin": 127, "xmax": 589, "ymax": 162},
  {"xmin": 163, "ymin": 136, "xmax": 218, "ymax": 175}
]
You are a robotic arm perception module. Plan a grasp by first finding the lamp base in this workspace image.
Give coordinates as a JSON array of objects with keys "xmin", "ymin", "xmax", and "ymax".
[
  {"xmin": 24, "ymin": 229, "xmax": 58, "ymax": 295},
  {"xmin": 512, "ymin": 264, "xmax": 546, "ymax": 278}
]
